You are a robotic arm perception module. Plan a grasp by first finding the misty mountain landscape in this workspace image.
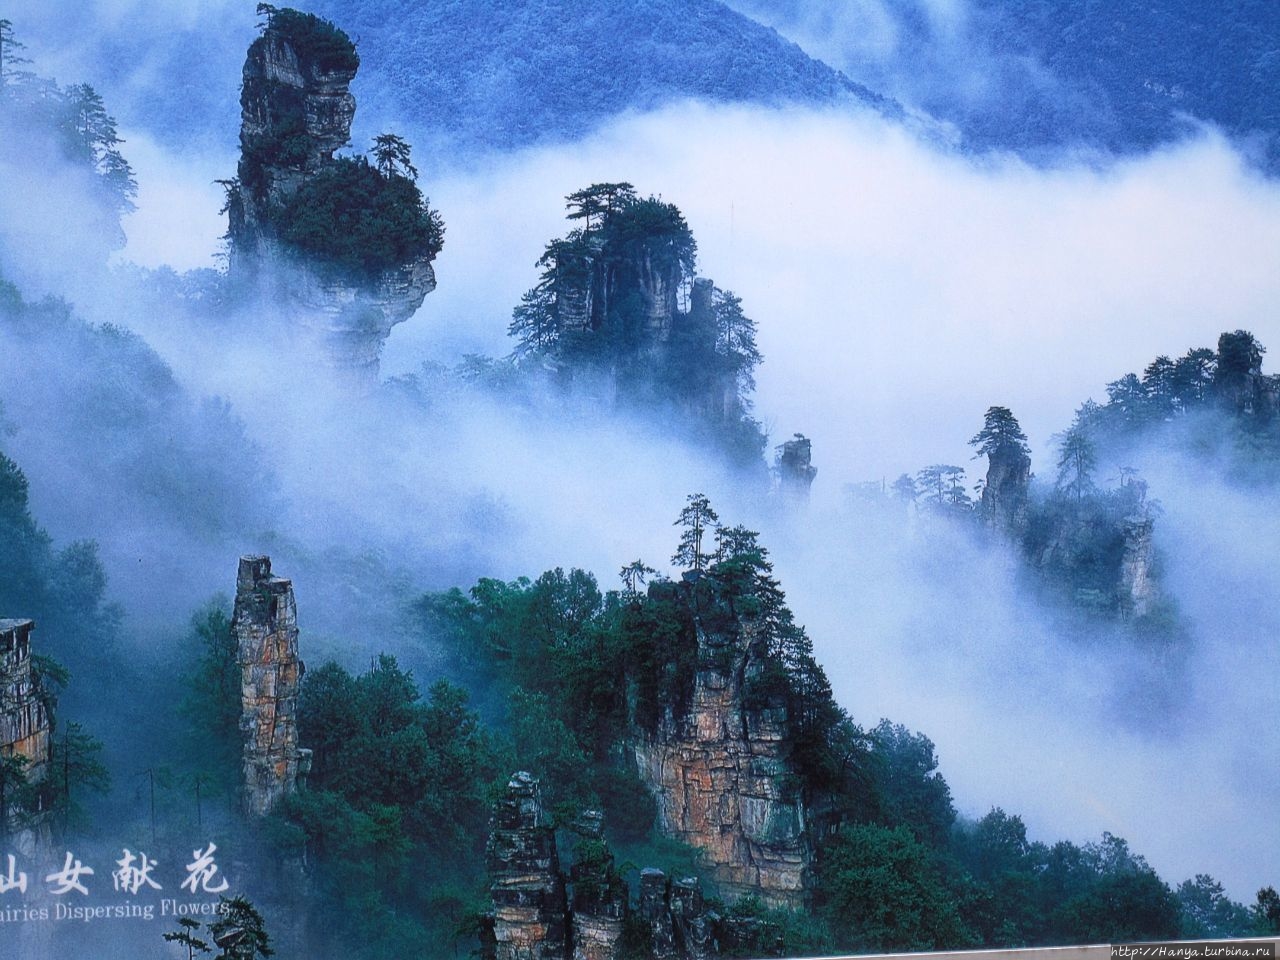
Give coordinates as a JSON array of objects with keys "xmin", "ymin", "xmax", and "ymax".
[{"xmin": 1, "ymin": 2, "xmax": 1279, "ymax": 958}]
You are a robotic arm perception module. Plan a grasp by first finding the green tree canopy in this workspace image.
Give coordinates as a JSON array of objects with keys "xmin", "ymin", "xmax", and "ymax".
[
  {"xmin": 672, "ymin": 493, "xmax": 719, "ymax": 572},
  {"xmin": 820, "ymin": 823, "xmax": 974, "ymax": 951},
  {"xmin": 275, "ymin": 156, "xmax": 444, "ymax": 280},
  {"xmin": 970, "ymin": 406, "xmax": 1030, "ymax": 459},
  {"xmin": 256, "ymin": 5, "xmax": 358, "ymax": 73},
  {"xmin": 369, "ymin": 133, "xmax": 418, "ymax": 181},
  {"xmin": 1055, "ymin": 422, "xmax": 1097, "ymax": 501}
]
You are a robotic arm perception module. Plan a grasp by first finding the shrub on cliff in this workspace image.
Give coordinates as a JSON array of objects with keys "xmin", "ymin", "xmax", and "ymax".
[
  {"xmin": 275, "ymin": 155, "xmax": 444, "ymax": 281},
  {"xmin": 256, "ymin": 4, "xmax": 359, "ymax": 74}
]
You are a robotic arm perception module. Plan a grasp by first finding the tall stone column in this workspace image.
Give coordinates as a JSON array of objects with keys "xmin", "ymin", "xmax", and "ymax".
[
  {"xmin": 775, "ymin": 434, "xmax": 817, "ymax": 508},
  {"xmin": 484, "ymin": 772, "xmax": 569, "ymax": 960},
  {"xmin": 232, "ymin": 556, "xmax": 304, "ymax": 818}
]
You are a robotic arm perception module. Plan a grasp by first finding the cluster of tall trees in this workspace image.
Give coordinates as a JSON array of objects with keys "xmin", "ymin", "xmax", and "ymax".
[
  {"xmin": 858, "ymin": 331, "xmax": 1279, "ymax": 620},
  {"xmin": 857, "ymin": 405, "xmax": 1159, "ymax": 619},
  {"xmin": 401, "ymin": 494, "xmax": 1279, "ymax": 954},
  {"xmin": 1083, "ymin": 330, "xmax": 1274, "ymax": 433},
  {"xmin": 868, "ymin": 330, "xmax": 1276, "ymax": 529},
  {"xmin": 0, "ymin": 19, "xmax": 137, "ymax": 240},
  {"xmin": 5, "ymin": 431, "xmax": 1277, "ymax": 955},
  {"xmin": 271, "ymin": 658, "xmax": 502, "ymax": 954}
]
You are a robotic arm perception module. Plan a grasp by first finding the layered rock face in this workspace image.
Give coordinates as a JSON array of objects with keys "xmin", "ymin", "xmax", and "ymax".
[
  {"xmin": 228, "ymin": 14, "xmax": 436, "ymax": 379},
  {"xmin": 1215, "ymin": 331, "xmax": 1280, "ymax": 420},
  {"xmin": 556, "ymin": 238, "xmax": 682, "ymax": 343},
  {"xmin": 568, "ymin": 812, "xmax": 627, "ymax": 960},
  {"xmin": 232, "ymin": 556, "xmax": 306, "ymax": 817},
  {"xmin": 0, "ymin": 619, "xmax": 52, "ymax": 851},
  {"xmin": 482, "ymin": 775, "xmax": 732, "ymax": 960},
  {"xmin": 232, "ymin": 27, "xmax": 356, "ymax": 253},
  {"xmin": 637, "ymin": 870, "xmax": 720, "ymax": 960},
  {"xmin": 484, "ymin": 772, "xmax": 570, "ymax": 960},
  {"xmin": 633, "ymin": 585, "xmax": 810, "ymax": 910},
  {"xmin": 979, "ymin": 442, "xmax": 1031, "ymax": 537}
]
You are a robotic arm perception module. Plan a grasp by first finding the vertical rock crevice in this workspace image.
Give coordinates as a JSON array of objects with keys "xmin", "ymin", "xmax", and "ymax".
[
  {"xmin": 979, "ymin": 441, "xmax": 1031, "ymax": 538},
  {"xmin": 1119, "ymin": 512, "xmax": 1157, "ymax": 619},
  {"xmin": 568, "ymin": 811, "xmax": 627, "ymax": 960}
]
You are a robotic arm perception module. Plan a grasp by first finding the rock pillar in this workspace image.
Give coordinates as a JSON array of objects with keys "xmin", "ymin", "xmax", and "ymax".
[
  {"xmin": 775, "ymin": 435, "xmax": 817, "ymax": 507},
  {"xmin": 232, "ymin": 556, "xmax": 304, "ymax": 818},
  {"xmin": 485, "ymin": 771, "xmax": 569, "ymax": 960},
  {"xmin": 0, "ymin": 619, "xmax": 52, "ymax": 853}
]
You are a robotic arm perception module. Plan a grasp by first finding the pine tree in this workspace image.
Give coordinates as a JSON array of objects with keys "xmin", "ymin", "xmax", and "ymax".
[
  {"xmin": 671, "ymin": 494, "xmax": 719, "ymax": 572},
  {"xmin": 209, "ymin": 896, "xmax": 273, "ymax": 958},
  {"xmin": 916, "ymin": 465, "xmax": 967, "ymax": 506},
  {"xmin": 1055, "ymin": 424, "xmax": 1097, "ymax": 501},
  {"xmin": 714, "ymin": 289, "xmax": 762, "ymax": 394},
  {"xmin": 53, "ymin": 721, "xmax": 111, "ymax": 834},
  {"xmin": 969, "ymin": 406, "xmax": 1030, "ymax": 460},
  {"xmin": 64, "ymin": 83, "xmax": 137, "ymax": 214},
  {"xmin": 891, "ymin": 473, "xmax": 918, "ymax": 503},
  {"xmin": 619, "ymin": 559, "xmax": 656, "ymax": 597},
  {"xmin": 369, "ymin": 133, "xmax": 418, "ymax": 181},
  {"xmin": 565, "ymin": 182, "xmax": 636, "ymax": 230},
  {"xmin": 164, "ymin": 917, "xmax": 212, "ymax": 958},
  {"xmin": 0, "ymin": 19, "xmax": 30, "ymax": 90},
  {"xmin": 508, "ymin": 285, "xmax": 560, "ymax": 359}
]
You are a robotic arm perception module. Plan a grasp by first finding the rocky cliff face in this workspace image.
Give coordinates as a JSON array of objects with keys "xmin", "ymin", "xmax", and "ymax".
[
  {"xmin": 1119, "ymin": 513, "xmax": 1157, "ymax": 618},
  {"xmin": 979, "ymin": 442, "xmax": 1031, "ymax": 537},
  {"xmin": 232, "ymin": 556, "xmax": 307, "ymax": 818},
  {"xmin": 632, "ymin": 582, "xmax": 810, "ymax": 910},
  {"xmin": 1026, "ymin": 487, "xmax": 1162, "ymax": 618},
  {"xmin": 233, "ymin": 26, "xmax": 356, "ymax": 249},
  {"xmin": 637, "ymin": 870, "xmax": 723, "ymax": 960},
  {"xmin": 482, "ymin": 775, "xmax": 739, "ymax": 960},
  {"xmin": 228, "ymin": 12, "xmax": 436, "ymax": 380},
  {"xmin": 0, "ymin": 619, "xmax": 52, "ymax": 853},
  {"xmin": 556, "ymin": 236, "xmax": 682, "ymax": 343}
]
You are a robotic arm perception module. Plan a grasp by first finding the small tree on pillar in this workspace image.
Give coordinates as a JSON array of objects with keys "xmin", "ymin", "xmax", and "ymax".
[{"xmin": 672, "ymin": 494, "xmax": 720, "ymax": 573}]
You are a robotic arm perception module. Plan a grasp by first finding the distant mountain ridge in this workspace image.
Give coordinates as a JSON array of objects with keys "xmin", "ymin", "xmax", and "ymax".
[
  {"xmin": 304, "ymin": 0, "xmax": 902, "ymax": 153},
  {"xmin": 729, "ymin": 0, "xmax": 1280, "ymax": 172},
  {"xmin": 17, "ymin": 0, "xmax": 1275, "ymax": 175}
]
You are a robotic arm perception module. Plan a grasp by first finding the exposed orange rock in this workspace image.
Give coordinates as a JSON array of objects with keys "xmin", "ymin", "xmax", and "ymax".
[
  {"xmin": 633, "ymin": 586, "xmax": 810, "ymax": 910},
  {"xmin": 0, "ymin": 618, "xmax": 52, "ymax": 853},
  {"xmin": 232, "ymin": 556, "xmax": 306, "ymax": 817}
]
